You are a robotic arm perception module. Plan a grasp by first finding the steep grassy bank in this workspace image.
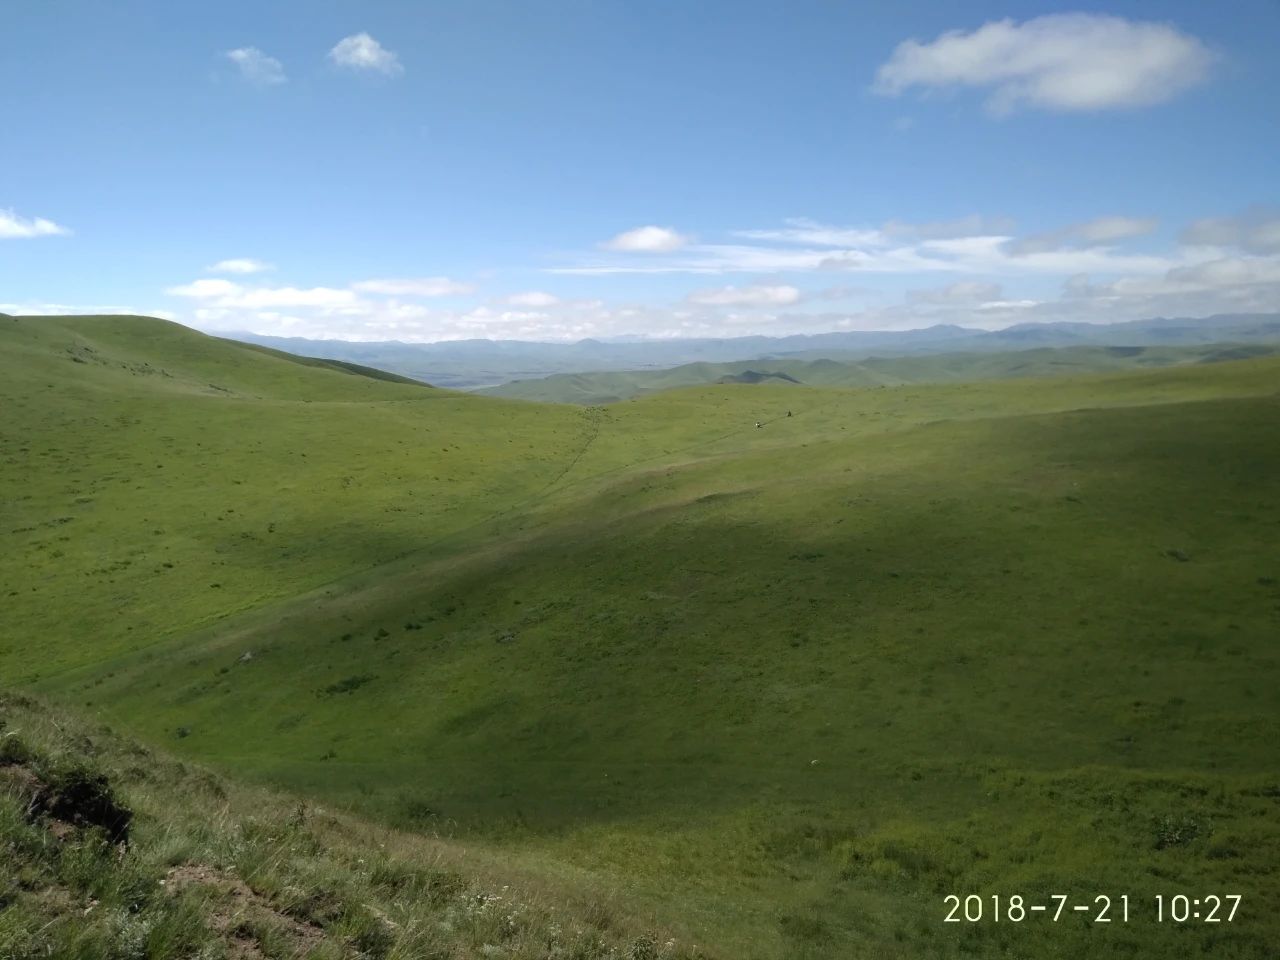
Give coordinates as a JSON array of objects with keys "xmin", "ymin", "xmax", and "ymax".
[{"xmin": 0, "ymin": 690, "xmax": 701, "ymax": 959}]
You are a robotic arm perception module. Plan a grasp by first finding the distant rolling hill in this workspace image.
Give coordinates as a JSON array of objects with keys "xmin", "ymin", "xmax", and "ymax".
[
  {"xmin": 223, "ymin": 312, "xmax": 1280, "ymax": 390},
  {"xmin": 716, "ymin": 369, "xmax": 802, "ymax": 385},
  {"xmin": 478, "ymin": 341, "xmax": 1280, "ymax": 403}
]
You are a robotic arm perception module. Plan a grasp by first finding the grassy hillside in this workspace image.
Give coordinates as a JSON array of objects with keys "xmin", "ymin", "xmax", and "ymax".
[
  {"xmin": 1, "ymin": 315, "xmax": 592, "ymax": 678},
  {"xmin": 4, "ymin": 315, "xmax": 1280, "ymax": 958},
  {"xmin": 478, "ymin": 342, "xmax": 1280, "ymax": 404},
  {"xmin": 0, "ymin": 690, "xmax": 698, "ymax": 959}
]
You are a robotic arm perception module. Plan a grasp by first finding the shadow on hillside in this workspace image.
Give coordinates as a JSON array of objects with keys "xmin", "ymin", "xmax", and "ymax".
[{"xmin": 80, "ymin": 396, "xmax": 1280, "ymax": 839}]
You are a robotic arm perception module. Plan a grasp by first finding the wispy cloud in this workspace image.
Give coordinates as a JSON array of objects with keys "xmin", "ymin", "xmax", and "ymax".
[
  {"xmin": 687, "ymin": 284, "xmax": 802, "ymax": 307},
  {"xmin": 1181, "ymin": 208, "xmax": 1280, "ymax": 255},
  {"xmin": 874, "ymin": 13, "xmax": 1213, "ymax": 114},
  {"xmin": 0, "ymin": 209, "xmax": 71, "ymax": 239},
  {"xmin": 225, "ymin": 47, "xmax": 287, "ymax": 86},
  {"xmin": 907, "ymin": 281, "xmax": 1003, "ymax": 304},
  {"xmin": 732, "ymin": 219, "xmax": 884, "ymax": 248},
  {"xmin": 553, "ymin": 217, "xmax": 1174, "ymax": 278},
  {"xmin": 1009, "ymin": 216, "xmax": 1159, "ymax": 256},
  {"xmin": 352, "ymin": 277, "xmax": 474, "ymax": 297},
  {"xmin": 329, "ymin": 33, "xmax": 403, "ymax": 75}
]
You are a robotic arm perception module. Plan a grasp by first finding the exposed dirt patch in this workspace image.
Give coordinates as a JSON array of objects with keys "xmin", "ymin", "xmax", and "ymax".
[
  {"xmin": 165, "ymin": 864, "xmax": 335, "ymax": 959},
  {"xmin": 0, "ymin": 761, "xmax": 132, "ymax": 845}
]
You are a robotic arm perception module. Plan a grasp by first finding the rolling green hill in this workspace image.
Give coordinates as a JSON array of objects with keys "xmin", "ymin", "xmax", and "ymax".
[
  {"xmin": 4, "ymin": 314, "xmax": 1280, "ymax": 959},
  {"xmin": 478, "ymin": 342, "xmax": 1280, "ymax": 404}
]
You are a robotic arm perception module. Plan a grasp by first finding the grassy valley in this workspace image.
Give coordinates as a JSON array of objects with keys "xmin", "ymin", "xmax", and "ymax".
[{"xmin": 3, "ymin": 314, "xmax": 1280, "ymax": 958}]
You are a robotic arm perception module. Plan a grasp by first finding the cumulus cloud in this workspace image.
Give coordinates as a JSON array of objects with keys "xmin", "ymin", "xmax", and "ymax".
[
  {"xmin": 687, "ymin": 284, "xmax": 802, "ymax": 307},
  {"xmin": 874, "ymin": 13, "xmax": 1212, "ymax": 114},
  {"xmin": 353, "ymin": 277, "xmax": 474, "ymax": 297},
  {"xmin": 207, "ymin": 258, "xmax": 274, "ymax": 275},
  {"xmin": 1009, "ymin": 216, "xmax": 1158, "ymax": 255},
  {"xmin": 225, "ymin": 47, "xmax": 287, "ymax": 85},
  {"xmin": 503, "ymin": 291, "xmax": 561, "ymax": 307},
  {"xmin": 0, "ymin": 209, "xmax": 71, "ymax": 239},
  {"xmin": 329, "ymin": 33, "xmax": 403, "ymax": 75},
  {"xmin": 602, "ymin": 225, "xmax": 690, "ymax": 252},
  {"xmin": 1181, "ymin": 209, "xmax": 1280, "ymax": 254}
]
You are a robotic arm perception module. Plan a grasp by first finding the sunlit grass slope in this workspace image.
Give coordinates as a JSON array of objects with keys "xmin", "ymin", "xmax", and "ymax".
[
  {"xmin": 4, "ymin": 315, "xmax": 1280, "ymax": 958},
  {"xmin": 1, "ymin": 315, "xmax": 593, "ymax": 678}
]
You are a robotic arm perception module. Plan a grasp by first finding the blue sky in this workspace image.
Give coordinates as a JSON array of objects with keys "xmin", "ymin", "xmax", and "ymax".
[{"xmin": 3, "ymin": 0, "xmax": 1278, "ymax": 341}]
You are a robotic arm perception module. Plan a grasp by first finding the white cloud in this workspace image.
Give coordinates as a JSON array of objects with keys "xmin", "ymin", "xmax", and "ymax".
[
  {"xmin": 352, "ymin": 277, "xmax": 474, "ymax": 297},
  {"xmin": 503, "ymin": 291, "xmax": 561, "ymax": 307},
  {"xmin": 0, "ymin": 209, "xmax": 71, "ymax": 239},
  {"xmin": 602, "ymin": 225, "xmax": 690, "ymax": 252},
  {"xmin": 1181, "ymin": 209, "xmax": 1280, "ymax": 254},
  {"xmin": 1010, "ymin": 215, "xmax": 1158, "ymax": 255},
  {"xmin": 165, "ymin": 207, "xmax": 1280, "ymax": 342},
  {"xmin": 225, "ymin": 47, "xmax": 287, "ymax": 85},
  {"xmin": 874, "ymin": 13, "xmax": 1212, "ymax": 114},
  {"xmin": 687, "ymin": 284, "xmax": 802, "ymax": 307},
  {"xmin": 329, "ymin": 33, "xmax": 403, "ymax": 75},
  {"xmin": 207, "ymin": 258, "xmax": 274, "ymax": 275}
]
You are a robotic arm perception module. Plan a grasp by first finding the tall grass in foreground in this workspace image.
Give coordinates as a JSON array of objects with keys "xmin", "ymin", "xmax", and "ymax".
[{"xmin": 0, "ymin": 690, "xmax": 704, "ymax": 960}]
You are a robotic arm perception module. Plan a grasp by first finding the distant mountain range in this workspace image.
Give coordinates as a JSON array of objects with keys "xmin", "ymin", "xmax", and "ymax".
[
  {"xmin": 476, "ymin": 342, "xmax": 1280, "ymax": 404},
  {"xmin": 222, "ymin": 312, "xmax": 1280, "ymax": 391}
]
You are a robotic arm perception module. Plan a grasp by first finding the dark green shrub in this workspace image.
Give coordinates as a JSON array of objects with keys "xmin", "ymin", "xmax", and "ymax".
[{"xmin": 0, "ymin": 734, "xmax": 35, "ymax": 766}]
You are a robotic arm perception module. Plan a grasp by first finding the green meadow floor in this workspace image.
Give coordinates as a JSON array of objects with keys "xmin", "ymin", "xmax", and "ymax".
[{"xmin": 4, "ymin": 315, "xmax": 1279, "ymax": 958}]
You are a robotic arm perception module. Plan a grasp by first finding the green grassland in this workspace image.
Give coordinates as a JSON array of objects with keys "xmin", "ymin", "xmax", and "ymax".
[
  {"xmin": 478, "ymin": 341, "xmax": 1280, "ymax": 404},
  {"xmin": 4, "ymin": 314, "xmax": 1280, "ymax": 958}
]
